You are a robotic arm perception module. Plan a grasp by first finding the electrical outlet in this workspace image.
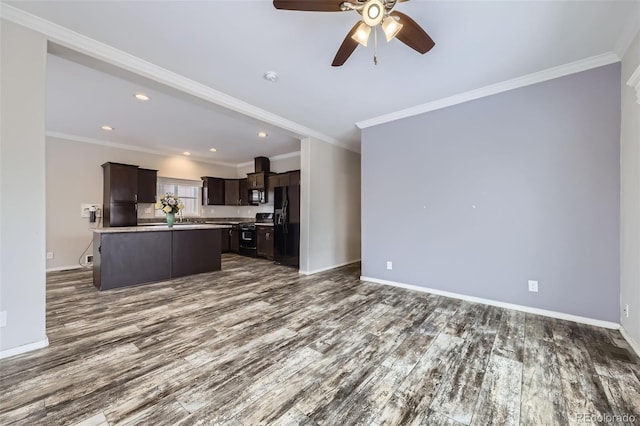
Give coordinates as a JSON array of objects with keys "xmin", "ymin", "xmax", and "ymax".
[
  {"xmin": 624, "ymin": 304, "xmax": 630, "ymax": 318},
  {"xmin": 81, "ymin": 203, "xmax": 101, "ymax": 218},
  {"xmin": 528, "ymin": 280, "xmax": 538, "ymax": 293},
  {"xmin": 0, "ymin": 311, "xmax": 6, "ymax": 327},
  {"xmin": 86, "ymin": 255, "xmax": 93, "ymax": 264},
  {"xmin": 386, "ymin": 261, "xmax": 393, "ymax": 270},
  {"xmin": 46, "ymin": 251, "xmax": 54, "ymax": 260}
]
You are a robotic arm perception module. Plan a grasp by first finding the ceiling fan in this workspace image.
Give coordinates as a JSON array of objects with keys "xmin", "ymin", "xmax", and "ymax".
[{"xmin": 273, "ymin": 0, "xmax": 435, "ymax": 66}]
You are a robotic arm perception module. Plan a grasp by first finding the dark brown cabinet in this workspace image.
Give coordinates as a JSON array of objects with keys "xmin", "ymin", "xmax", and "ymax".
[
  {"xmin": 102, "ymin": 162, "xmax": 138, "ymax": 227},
  {"xmin": 223, "ymin": 179, "xmax": 250, "ymax": 206},
  {"xmin": 239, "ymin": 178, "xmax": 249, "ymax": 205},
  {"xmin": 202, "ymin": 176, "xmax": 225, "ymax": 205},
  {"xmin": 257, "ymin": 226, "xmax": 274, "ymax": 260},
  {"xmin": 289, "ymin": 170, "xmax": 300, "ymax": 186},
  {"xmin": 247, "ymin": 172, "xmax": 265, "ymax": 189},
  {"xmin": 221, "ymin": 228, "xmax": 230, "ymax": 252},
  {"xmin": 278, "ymin": 173, "xmax": 290, "ymax": 187},
  {"xmin": 93, "ymin": 228, "xmax": 222, "ymax": 290},
  {"xmin": 229, "ymin": 225, "xmax": 240, "ymax": 253},
  {"xmin": 224, "ymin": 179, "xmax": 240, "ymax": 205},
  {"xmin": 137, "ymin": 168, "xmax": 157, "ymax": 203},
  {"xmin": 267, "ymin": 175, "xmax": 278, "ymax": 206}
]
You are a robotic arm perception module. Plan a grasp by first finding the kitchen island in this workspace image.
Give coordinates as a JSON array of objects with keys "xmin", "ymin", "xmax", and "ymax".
[{"xmin": 92, "ymin": 224, "xmax": 230, "ymax": 290}]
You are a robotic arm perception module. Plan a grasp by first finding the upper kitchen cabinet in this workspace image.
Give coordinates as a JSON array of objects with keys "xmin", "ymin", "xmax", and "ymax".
[
  {"xmin": 289, "ymin": 170, "xmax": 300, "ymax": 186},
  {"xmin": 102, "ymin": 162, "xmax": 138, "ymax": 227},
  {"xmin": 247, "ymin": 172, "xmax": 266, "ymax": 189},
  {"xmin": 224, "ymin": 179, "xmax": 240, "ymax": 206},
  {"xmin": 239, "ymin": 178, "xmax": 249, "ymax": 206},
  {"xmin": 137, "ymin": 168, "xmax": 158, "ymax": 203},
  {"xmin": 103, "ymin": 162, "xmax": 138, "ymax": 202},
  {"xmin": 202, "ymin": 176, "xmax": 225, "ymax": 205}
]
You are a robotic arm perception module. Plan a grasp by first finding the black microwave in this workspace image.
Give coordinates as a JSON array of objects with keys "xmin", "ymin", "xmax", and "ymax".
[{"xmin": 249, "ymin": 189, "xmax": 266, "ymax": 204}]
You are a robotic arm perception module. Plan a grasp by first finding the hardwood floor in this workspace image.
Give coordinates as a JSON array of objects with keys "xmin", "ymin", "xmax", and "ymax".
[{"xmin": 1, "ymin": 254, "xmax": 638, "ymax": 425}]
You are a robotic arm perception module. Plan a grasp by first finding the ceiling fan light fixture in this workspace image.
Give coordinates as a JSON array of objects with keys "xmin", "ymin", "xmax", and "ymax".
[
  {"xmin": 382, "ymin": 16, "xmax": 403, "ymax": 42},
  {"xmin": 351, "ymin": 21, "xmax": 371, "ymax": 47},
  {"xmin": 362, "ymin": 0, "xmax": 384, "ymax": 26}
]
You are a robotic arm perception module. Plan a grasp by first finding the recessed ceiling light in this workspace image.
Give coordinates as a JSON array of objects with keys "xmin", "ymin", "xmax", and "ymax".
[
  {"xmin": 101, "ymin": 125, "xmax": 114, "ymax": 131},
  {"xmin": 134, "ymin": 93, "xmax": 151, "ymax": 101},
  {"xmin": 263, "ymin": 71, "xmax": 278, "ymax": 83},
  {"xmin": 209, "ymin": 148, "xmax": 217, "ymax": 152},
  {"xmin": 183, "ymin": 152, "xmax": 191, "ymax": 156},
  {"xmin": 257, "ymin": 131, "xmax": 268, "ymax": 138}
]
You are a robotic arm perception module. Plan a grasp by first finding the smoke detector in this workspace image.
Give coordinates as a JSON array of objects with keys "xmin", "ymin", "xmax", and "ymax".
[{"xmin": 263, "ymin": 71, "xmax": 279, "ymax": 83}]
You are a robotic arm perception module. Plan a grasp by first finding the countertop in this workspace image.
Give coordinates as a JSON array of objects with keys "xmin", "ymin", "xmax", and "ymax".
[{"xmin": 92, "ymin": 224, "xmax": 231, "ymax": 234}]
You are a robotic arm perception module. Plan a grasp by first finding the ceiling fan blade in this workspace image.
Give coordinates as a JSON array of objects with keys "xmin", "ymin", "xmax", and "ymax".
[
  {"xmin": 273, "ymin": 0, "xmax": 346, "ymax": 12},
  {"xmin": 390, "ymin": 11, "xmax": 435, "ymax": 54},
  {"xmin": 331, "ymin": 22, "xmax": 361, "ymax": 67}
]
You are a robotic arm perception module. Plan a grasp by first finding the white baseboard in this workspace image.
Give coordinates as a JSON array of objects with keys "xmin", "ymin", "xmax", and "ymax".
[
  {"xmin": 360, "ymin": 276, "xmax": 620, "ymax": 330},
  {"xmin": 46, "ymin": 264, "xmax": 85, "ymax": 272},
  {"xmin": 0, "ymin": 337, "xmax": 49, "ymax": 359},
  {"xmin": 300, "ymin": 259, "xmax": 361, "ymax": 276},
  {"xmin": 619, "ymin": 326, "xmax": 640, "ymax": 357}
]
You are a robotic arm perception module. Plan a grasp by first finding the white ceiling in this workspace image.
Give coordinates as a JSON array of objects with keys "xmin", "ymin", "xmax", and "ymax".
[{"xmin": 5, "ymin": 0, "xmax": 640, "ymax": 164}]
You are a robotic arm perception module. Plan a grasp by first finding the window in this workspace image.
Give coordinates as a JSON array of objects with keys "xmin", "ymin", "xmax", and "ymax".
[{"xmin": 155, "ymin": 177, "xmax": 201, "ymax": 217}]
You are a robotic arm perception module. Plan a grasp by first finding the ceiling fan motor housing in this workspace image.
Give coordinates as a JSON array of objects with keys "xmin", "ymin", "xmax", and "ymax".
[{"xmin": 362, "ymin": 0, "xmax": 385, "ymax": 26}]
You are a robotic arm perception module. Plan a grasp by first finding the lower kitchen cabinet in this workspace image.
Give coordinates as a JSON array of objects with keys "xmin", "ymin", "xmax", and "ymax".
[
  {"xmin": 256, "ymin": 226, "xmax": 274, "ymax": 260},
  {"xmin": 229, "ymin": 225, "xmax": 240, "ymax": 253},
  {"xmin": 221, "ymin": 228, "xmax": 230, "ymax": 252}
]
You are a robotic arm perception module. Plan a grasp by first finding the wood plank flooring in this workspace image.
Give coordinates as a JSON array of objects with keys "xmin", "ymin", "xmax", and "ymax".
[{"xmin": 1, "ymin": 254, "xmax": 639, "ymax": 425}]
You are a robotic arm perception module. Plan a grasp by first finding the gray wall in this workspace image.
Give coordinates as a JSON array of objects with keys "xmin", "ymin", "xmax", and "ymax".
[
  {"xmin": 361, "ymin": 64, "xmax": 621, "ymax": 322},
  {"xmin": 620, "ymin": 30, "xmax": 640, "ymax": 346},
  {"xmin": 300, "ymin": 138, "xmax": 361, "ymax": 274},
  {"xmin": 0, "ymin": 21, "xmax": 48, "ymax": 353}
]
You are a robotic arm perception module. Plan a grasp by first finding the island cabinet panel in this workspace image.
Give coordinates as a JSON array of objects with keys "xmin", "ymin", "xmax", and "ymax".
[
  {"xmin": 93, "ymin": 231, "xmax": 171, "ymax": 290},
  {"xmin": 172, "ymin": 229, "xmax": 221, "ymax": 278},
  {"xmin": 92, "ymin": 226, "xmax": 224, "ymax": 290}
]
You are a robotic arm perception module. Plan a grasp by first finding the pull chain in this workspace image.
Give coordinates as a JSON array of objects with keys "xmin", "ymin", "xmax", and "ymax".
[{"xmin": 373, "ymin": 26, "xmax": 378, "ymax": 65}]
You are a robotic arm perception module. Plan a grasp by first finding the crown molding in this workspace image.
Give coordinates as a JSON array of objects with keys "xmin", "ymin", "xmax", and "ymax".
[
  {"xmin": 628, "ymin": 65, "xmax": 640, "ymax": 105},
  {"xmin": 0, "ymin": 4, "xmax": 356, "ymax": 153},
  {"xmin": 46, "ymin": 131, "xmax": 239, "ymax": 168},
  {"xmin": 235, "ymin": 151, "xmax": 301, "ymax": 169},
  {"xmin": 356, "ymin": 52, "xmax": 621, "ymax": 129}
]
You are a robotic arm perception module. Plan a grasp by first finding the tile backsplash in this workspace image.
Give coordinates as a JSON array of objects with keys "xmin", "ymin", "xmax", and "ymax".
[{"xmin": 137, "ymin": 203, "xmax": 273, "ymax": 220}]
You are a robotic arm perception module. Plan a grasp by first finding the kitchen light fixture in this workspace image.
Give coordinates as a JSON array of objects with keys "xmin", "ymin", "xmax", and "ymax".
[
  {"xmin": 209, "ymin": 148, "xmax": 217, "ymax": 152},
  {"xmin": 351, "ymin": 22, "xmax": 371, "ymax": 47},
  {"xmin": 101, "ymin": 125, "xmax": 114, "ymax": 131},
  {"xmin": 134, "ymin": 93, "xmax": 151, "ymax": 101},
  {"xmin": 381, "ymin": 16, "xmax": 403, "ymax": 42},
  {"xmin": 183, "ymin": 152, "xmax": 191, "ymax": 156},
  {"xmin": 273, "ymin": 0, "xmax": 435, "ymax": 67},
  {"xmin": 257, "ymin": 131, "xmax": 268, "ymax": 138}
]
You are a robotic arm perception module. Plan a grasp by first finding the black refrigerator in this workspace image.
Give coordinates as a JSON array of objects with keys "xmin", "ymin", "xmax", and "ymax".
[{"xmin": 274, "ymin": 185, "xmax": 300, "ymax": 268}]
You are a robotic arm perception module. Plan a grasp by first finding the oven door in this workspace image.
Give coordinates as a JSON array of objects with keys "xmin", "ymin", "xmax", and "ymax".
[{"xmin": 240, "ymin": 230, "xmax": 256, "ymax": 248}]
